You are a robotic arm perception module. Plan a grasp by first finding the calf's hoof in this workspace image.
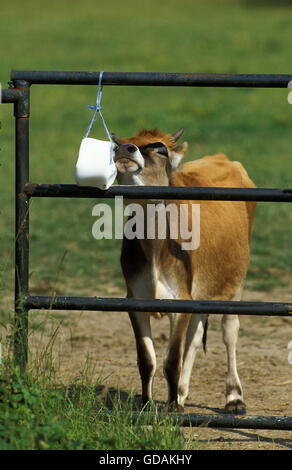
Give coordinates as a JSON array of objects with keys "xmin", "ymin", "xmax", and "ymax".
[
  {"xmin": 224, "ymin": 399, "xmax": 246, "ymax": 415},
  {"xmin": 166, "ymin": 401, "xmax": 184, "ymax": 413},
  {"xmin": 141, "ymin": 399, "xmax": 156, "ymax": 411}
]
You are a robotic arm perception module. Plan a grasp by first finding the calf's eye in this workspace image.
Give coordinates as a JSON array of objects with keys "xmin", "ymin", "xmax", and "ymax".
[
  {"xmin": 139, "ymin": 142, "xmax": 169, "ymax": 158},
  {"xmin": 156, "ymin": 146, "xmax": 169, "ymax": 157}
]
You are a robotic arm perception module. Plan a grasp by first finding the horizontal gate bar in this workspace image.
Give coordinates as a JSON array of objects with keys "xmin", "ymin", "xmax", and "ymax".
[
  {"xmin": 10, "ymin": 70, "xmax": 292, "ymax": 87},
  {"xmin": 25, "ymin": 296, "xmax": 292, "ymax": 316},
  {"xmin": 1, "ymin": 88, "xmax": 22, "ymax": 103},
  {"xmin": 124, "ymin": 411, "xmax": 292, "ymax": 430},
  {"xmin": 25, "ymin": 183, "xmax": 292, "ymax": 202}
]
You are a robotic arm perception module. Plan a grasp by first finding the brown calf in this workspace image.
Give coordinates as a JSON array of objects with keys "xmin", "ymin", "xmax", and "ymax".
[{"xmin": 113, "ymin": 128, "xmax": 256, "ymax": 413}]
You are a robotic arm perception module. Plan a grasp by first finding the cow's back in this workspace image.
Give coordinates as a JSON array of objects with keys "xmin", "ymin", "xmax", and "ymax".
[{"xmin": 169, "ymin": 153, "xmax": 256, "ymax": 300}]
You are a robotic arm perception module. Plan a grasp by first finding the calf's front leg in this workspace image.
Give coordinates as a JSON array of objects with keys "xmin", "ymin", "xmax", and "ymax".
[
  {"xmin": 164, "ymin": 313, "xmax": 191, "ymax": 411},
  {"xmin": 128, "ymin": 311, "xmax": 156, "ymax": 407}
]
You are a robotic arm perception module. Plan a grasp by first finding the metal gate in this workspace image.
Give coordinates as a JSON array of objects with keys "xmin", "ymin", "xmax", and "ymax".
[{"xmin": 2, "ymin": 70, "xmax": 292, "ymax": 430}]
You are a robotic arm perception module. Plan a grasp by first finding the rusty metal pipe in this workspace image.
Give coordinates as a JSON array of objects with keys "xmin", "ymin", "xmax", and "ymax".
[
  {"xmin": 10, "ymin": 70, "xmax": 292, "ymax": 87},
  {"xmin": 25, "ymin": 295, "xmax": 292, "ymax": 316},
  {"xmin": 14, "ymin": 80, "xmax": 30, "ymax": 372},
  {"xmin": 24, "ymin": 183, "xmax": 292, "ymax": 202},
  {"xmin": 128, "ymin": 411, "xmax": 292, "ymax": 430},
  {"xmin": 1, "ymin": 88, "xmax": 22, "ymax": 103}
]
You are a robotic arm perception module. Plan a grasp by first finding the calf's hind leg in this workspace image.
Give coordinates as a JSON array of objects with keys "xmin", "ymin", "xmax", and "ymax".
[{"xmin": 177, "ymin": 313, "xmax": 208, "ymax": 409}]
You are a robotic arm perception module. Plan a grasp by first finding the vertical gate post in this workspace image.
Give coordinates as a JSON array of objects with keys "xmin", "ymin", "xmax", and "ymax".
[{"xmin": 13, "ymin": 80, "xmax": 30, "ymax": 372}]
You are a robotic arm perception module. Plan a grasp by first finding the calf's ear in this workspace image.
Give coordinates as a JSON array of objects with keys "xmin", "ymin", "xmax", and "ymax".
[{"xmin": 169, "ymin": 142, "xmax": 188, "ymax": 171}]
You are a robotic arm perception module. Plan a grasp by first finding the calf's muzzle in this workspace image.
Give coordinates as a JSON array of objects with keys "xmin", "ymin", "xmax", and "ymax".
[{"xmin": 114, "ymin": 143, "xmax": 145, "ymax": 174}]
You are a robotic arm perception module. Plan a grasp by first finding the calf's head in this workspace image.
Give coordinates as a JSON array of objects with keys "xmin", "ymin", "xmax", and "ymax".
[{"xmin": 113, "ymin": 128, "xmax": 188, "ymax": 186}]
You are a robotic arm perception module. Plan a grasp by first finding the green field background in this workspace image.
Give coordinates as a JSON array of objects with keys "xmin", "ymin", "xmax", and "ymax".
[{"xmin": 1, "ymin": 0, "xmax": 292, "ymax": 306}]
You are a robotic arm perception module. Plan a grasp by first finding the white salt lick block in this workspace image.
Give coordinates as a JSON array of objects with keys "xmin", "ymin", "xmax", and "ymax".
[{"xmin": 75, "ymin": 138, "xmax": 117, "ymax": 190}]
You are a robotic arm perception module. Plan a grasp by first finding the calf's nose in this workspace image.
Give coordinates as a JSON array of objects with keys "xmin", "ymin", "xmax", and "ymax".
[{"xmin": 125, "ymin": 144, "xmax": 138, "ymax": 154}]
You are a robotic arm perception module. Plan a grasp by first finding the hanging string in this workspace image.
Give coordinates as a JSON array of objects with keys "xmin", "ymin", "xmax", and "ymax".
[{"xmin": 85, "ymin": 71, "xmax": 114, "ymax": 161}]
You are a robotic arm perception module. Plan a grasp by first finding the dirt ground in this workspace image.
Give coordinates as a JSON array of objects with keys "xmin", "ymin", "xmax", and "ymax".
[{"xmin": 10, "ymin": 283, "xmax": 292, "ymax": 450}]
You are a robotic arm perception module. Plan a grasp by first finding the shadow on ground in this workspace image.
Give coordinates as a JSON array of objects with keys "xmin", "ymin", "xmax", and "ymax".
[{"xmin": 65, "ymin": 385, "xmax": 292, "ymax": 450}]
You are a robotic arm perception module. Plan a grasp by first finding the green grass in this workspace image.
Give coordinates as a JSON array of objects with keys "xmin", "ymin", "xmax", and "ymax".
[
  {"xmin": 0, "ymin": 354, "xmax": 187, "ymax": 450},
  {"xmin": 0, "ymin": 319, "xmax": 189, "ymax": 450},
  {"xmin": 1, "ymin": 0, "xmax": 292, "ymax": 449}
]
